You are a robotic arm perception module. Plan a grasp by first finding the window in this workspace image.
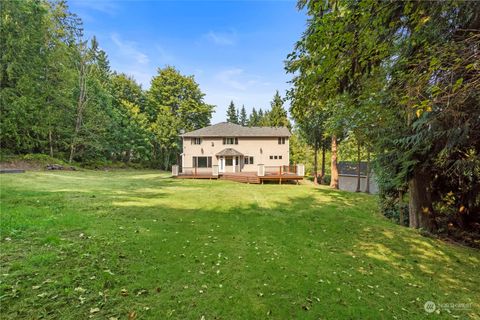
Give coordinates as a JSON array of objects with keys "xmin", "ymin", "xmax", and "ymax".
[
  {"xmin": 274, "ymin": 156, "xmax": 278, "ymax": 159},
  {"xmin": 223, "ymin": 137, "xmax": 238, "ymax": 145},
  {"xmin": 279, "ymin": 155, "xmax": 283, "ymax": 160},
  {"xmin": 192, "ymin": 138, "xmax": 202, "ymax": 145},
  {"xmin": 278, "ymin": 137, "xmax": 286, "ymax": 144},
  {"xmin": 270, "ymin": 156, "xmax": 273, "ymax": 160},
  {"xmin": 225, "ymin": 158, "xmax": 233, "ymax": 166},
  {"xmin": 193, "ymin": 156, "xmax": 212, "ymax": 168},
  {"xmin": 244, "ymin": 156, "xmax": 254, "ymax": 165}
]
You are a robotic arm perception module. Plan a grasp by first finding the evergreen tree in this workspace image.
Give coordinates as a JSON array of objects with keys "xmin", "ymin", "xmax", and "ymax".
[
  {"xmin": 268, "ymin": 90, "xmax": 290, "ymax": 128},
  {"xmin": 248, "ymin": 107, "xmax": 259, "ymax": 126},
  {"xmin": 226, "ymin": 101, "xmax": 239, "ymax": 124},
  {"xmin": 239, "ymin": 105, "xmax": 247, "ymax": 126},
  {"xmin": 258, "ymin": 109, "xmax": 264, "ymax": 123}
]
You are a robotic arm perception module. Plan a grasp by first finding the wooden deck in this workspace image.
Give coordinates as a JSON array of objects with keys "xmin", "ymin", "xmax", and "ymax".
[
  {"xmin": 221, "ymin": 172, "xmax": 261, "ymax": 184},
  {"xmin": 176, "ymin": 174, "xmax": 218, "ymax": 179},
  {"xmin": 175, "ymin": 171, "xmax": 303, "ymax": 184}
]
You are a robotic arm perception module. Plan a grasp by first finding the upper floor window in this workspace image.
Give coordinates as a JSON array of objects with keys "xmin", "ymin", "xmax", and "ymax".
[
  {"xmin": 223, "ymin": 137, "xmax": 238, "ymax": 145},
  {"xmin": 192, "ymin": 138, "xmax": 202, "ymax": 145},
  {"xmin": 278, "ymin": 137, "xmax": 286, "ymax": 144}
]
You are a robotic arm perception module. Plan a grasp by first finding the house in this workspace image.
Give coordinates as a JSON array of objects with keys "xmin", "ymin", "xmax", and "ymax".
[
  {"xmin": 338, "ymin": 161, "xmax": 378, "ymax": 194},
  {"xmin": 172, "ymin": 122, "xmax": 304, "ymax": 183}
]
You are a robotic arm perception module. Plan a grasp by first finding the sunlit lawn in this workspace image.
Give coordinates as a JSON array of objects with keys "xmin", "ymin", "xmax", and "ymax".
[{"xmin": 0, "ymin": 171, "xmax": 479, "ymax": 319}]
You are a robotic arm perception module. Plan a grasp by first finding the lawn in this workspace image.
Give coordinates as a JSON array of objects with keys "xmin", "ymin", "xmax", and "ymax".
[{"xmin": 0, "ymin": 171, "xmax": 479, "ymax": 319}]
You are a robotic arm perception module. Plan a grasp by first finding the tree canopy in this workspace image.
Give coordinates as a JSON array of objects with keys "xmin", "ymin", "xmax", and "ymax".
[{"xmin": 287, "ymin": 0, "xmax": 480, "ymax": 243}]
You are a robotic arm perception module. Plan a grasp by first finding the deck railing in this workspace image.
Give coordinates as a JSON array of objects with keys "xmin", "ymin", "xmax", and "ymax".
[
  {"xmin": 173, "ymin": 163, "xmax": 305, "ymax": 178},
  {"xmin": 179, "ymin": 167, "xmax": 213, "ymax": 176},
  {"xmin": 264, "ymin": 165, "xmax": 299, "ymax": 176}
]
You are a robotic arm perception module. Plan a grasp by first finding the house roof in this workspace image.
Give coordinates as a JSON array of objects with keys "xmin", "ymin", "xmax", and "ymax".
[
  {"xmin": 181, "ymin": 122, "xmax": 291, "ymax": 138},
  {"xmin": 216, "ymin": 148, "xmax": 244, "ymax": 156},
  {"xmin": 338, "ymin": 161, "xmax": 369, "ymax": 176}
]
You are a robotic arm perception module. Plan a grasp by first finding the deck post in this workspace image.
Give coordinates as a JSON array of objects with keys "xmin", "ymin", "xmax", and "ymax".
[
  {"xmin": 257, "ymin": 164, "xmax": 265, "ymax": 177},
  {"xmin": 297, "ymin": 164, "xmax": 305, "ymax": 177},
  {"xmin": 212, "ymin": 165, "xmax": 219, "ymax": 178},
  {"xmin": 172, "ymin": 165, "xmax": 179, "ymax": 177}
]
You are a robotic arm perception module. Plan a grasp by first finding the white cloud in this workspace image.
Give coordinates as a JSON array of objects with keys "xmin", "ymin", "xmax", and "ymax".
[
  {"xmin": 155, "ymin": 45, "xmax": 175, "ymax": 64},
  {"xmin": 203, "ymin": 31, "xmax": 237, "ymax": 46},
  {"xmin": 214, "ymin": 68, "xmax": 270, "ymax": 91},
  {"xmin": 70, "ymin": 0, "xmax": 118, "ymax": 15},
  {"xmin": 195, "ymin": 67, "xmax": 286, "ymax": 123},
  {"xmin": 111, "ymin": 33, "xmax": 149, "ymax": 65}
]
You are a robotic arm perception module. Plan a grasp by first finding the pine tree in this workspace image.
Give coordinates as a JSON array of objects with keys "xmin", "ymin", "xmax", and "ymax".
[
  {"xmin": 239, "ymin": 105, "xmax": 247, "ymax": 126},
  {"xmin": 248, "ymin": 107, "xmax": 259, "ymax": 126},
  {"xmin": 268, "ymin": 90, "xmax": 290, "ymax": 128},
  {"xmin": 226, "ymin": 101, "xmax": 239, "ymax": 124}
]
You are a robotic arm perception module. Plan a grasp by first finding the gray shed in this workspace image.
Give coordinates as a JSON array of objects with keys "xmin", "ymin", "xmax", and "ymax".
[{"xmin": 338, "ymin": 161, "xmax": 378, "ymax": 194}]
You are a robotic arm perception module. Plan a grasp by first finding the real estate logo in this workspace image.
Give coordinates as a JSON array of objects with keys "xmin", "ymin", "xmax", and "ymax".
[{"xmin": 424, "ymin": 301, "xmax": 436, "ymax": 313}]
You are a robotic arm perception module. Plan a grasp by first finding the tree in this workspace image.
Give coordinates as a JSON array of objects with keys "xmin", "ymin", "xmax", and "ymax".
[
  {"xmin": 1, "ymin": 0, "xmax": 80, "ymax": 156},
  {"xmin": 226, "ymin": 101, "xmax": 239, "ymax": 124},
  {"xmin": 288, "ymin": 0, "xmax": 480, "ymax": 240},
  {"xmin": 109, "ymin": 73, "xmax": 151, "ymax": 162},
  {"xmin": 239, "ymin": 105, "xmax": 247, "ymax": 126},
  {"xmin": 147, "ymin": 66, "xmax": 213, "ymax": 169},
  {"xmin": 248, "ymin": 107, "xmax": 259, "ymax": 126},
  {"xmin": 268, "ymin": 90, "xmax": 290, "ymax": 128}
]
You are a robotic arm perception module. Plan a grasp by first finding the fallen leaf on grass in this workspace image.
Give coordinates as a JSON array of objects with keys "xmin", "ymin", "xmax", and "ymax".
[
  {"xmin": 136, "ymin": 289, "xmax": 148, "ymax": 296},
  {"xmin": 128, "ymin": 311, "xmax": 137, "ymax": 319},
  {"xmin": 121, "ymin": 289, "xmax": 128, "ymax": 296},
  {"xmin": 90, "ymin": 308, "xmax": 100, "ymax": 314}
]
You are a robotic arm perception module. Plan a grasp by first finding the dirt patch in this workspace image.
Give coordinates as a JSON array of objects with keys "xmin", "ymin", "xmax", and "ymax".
[
  {"xmin": 0, "ymin": 160, "xmax": 76, "ymax": 171},
  {"xmin": 0, "ymin": 160, "xmax": 45, "ymax": 171}
]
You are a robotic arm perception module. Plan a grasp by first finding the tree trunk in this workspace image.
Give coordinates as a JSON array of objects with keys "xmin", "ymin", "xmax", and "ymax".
[
  {"xmin": 355, "ymin": 142, "xmax": 361, "ymax": 192},
  {"xmin": 69, "ymin": 55, "xmax": 87, "ymax": 164},
  {"xmin": 408, "ymin": 169, "xmax": 436, "ymax": 231},
  {"xmin": 49, "ymin": 130, "xmax": 54, "ymax": 158},
  {"xmin": 399, "ymin": 190, "xmax": 404, "ymax": 226},
  {"xmin": 313, "ymin": 141, "xmax": 319, "ymax": 185},
  {"xmin": 365, "ymin": 150, "xmax": 371, "ymax": 194},
  {"xmin": 330, "ymin": 135, "xmax": 339, "ymax": 189},
  {"xmin": 320, "ymin": 141, "xmax": 326, "ymax": 184}
]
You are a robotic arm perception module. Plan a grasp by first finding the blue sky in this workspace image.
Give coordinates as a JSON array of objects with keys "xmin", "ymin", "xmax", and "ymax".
[{"xmin": 69, "ymin": 0, "xmax": 307, "ymax": 123}]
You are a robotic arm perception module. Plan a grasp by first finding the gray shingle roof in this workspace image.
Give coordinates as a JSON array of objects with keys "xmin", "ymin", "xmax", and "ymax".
[
  {"xmin": 338, "ymin": 161, "xmax": 369, "ymax": 176},
  {"xmin": 216, "ymin": 148, "xmax": 244, "ymax": 156},
  {"xmin": 181, "ymin": 122, "xmax": 291, "ymax": 137}
]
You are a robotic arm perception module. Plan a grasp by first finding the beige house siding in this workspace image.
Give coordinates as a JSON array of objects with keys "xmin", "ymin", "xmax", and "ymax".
[{"xmin": 182, "ymin": 136, "xmax": 289, "ymax": 171}]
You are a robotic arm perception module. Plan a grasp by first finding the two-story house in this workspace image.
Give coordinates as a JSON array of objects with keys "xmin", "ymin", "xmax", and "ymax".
[{"xmin": 180, "ymin": 122, "xmax": 291, "ymax": 174}]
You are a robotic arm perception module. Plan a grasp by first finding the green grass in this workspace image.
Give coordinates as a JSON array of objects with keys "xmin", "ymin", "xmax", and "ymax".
[{"xmin": 0, "ymin": 171, "xmax": 479, "ymax": 319}]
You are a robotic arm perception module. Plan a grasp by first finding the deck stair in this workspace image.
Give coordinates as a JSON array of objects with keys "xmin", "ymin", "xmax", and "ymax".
[{"xmin": 220, "ymin": 172, "xmax": 261, "ymax": 184}]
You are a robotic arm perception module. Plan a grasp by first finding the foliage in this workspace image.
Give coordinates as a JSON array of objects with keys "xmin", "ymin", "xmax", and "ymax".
[
  {"xmin": 147, "ymin": 66, "xmax": 213, "ymax": 169},
  {"xmin": 0, "ymin": 1, "xmax": 214, "ymax": 169},
  {"xmin": 267, "ymin": 90, "xmax": 290, "ymax": 128},
  {"xmin": 239, "ymin": 105, "xmax": 247, "ymax": 126},
  {"xmin": 226, "ymin": 100, "xmax": 239, "ymax": 124},
  {"xmin": 287, "ymin": 0, "xmax": 480, "ymax": 240}
]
